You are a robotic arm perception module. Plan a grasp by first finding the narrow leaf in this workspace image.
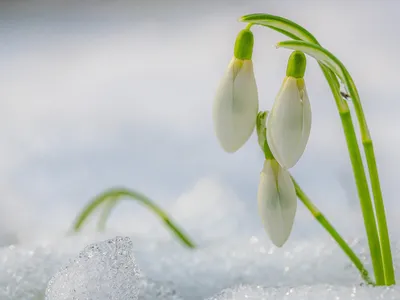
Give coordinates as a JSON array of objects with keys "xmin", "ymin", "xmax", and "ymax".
[
  {"xmin": 240, "ymin": 13, "xmax": 341, "ymax": 93},
  {"xmin": 277, "ymin": 40, "xmax": 346, "ymax": 82},
  {"xmin": 72, "ymin": 187, "xmax": 196, "ymax": 248},
  {"xmin": 240, "ymin": 13, "xmax": 318, "ymax": 44}
]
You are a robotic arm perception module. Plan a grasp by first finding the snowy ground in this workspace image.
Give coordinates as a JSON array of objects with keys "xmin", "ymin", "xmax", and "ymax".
[{"xmin": 1, "ymin": 230, "xmax": 400, "ymax": 300}]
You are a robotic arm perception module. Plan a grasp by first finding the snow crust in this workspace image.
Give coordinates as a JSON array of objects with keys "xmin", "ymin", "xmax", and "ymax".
[{"xmin": 1, "ymin": 232, "xmax": 399, "ymax": 300}]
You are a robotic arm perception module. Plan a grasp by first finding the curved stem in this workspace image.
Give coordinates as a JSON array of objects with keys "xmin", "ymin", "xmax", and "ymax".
[
  {"xmin": 72, "ymin": 188, "xmax": 196, "ymax": 249},
  {"xmin": 291, "ymin": 177, "xmax": 374, "ymax": 286}
]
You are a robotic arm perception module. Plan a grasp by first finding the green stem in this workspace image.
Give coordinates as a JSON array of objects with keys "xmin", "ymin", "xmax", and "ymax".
[
  {"xmin": 337, "ymin": 109, "xmax": 384, "ymax": 285},
  {"xmin": 342, "ymin": 69, "xmax": 395, "ymax": 285},
  {"xmin": 72, "ymin": 187, "xmax": 196, "ymax": 249},
  {"xmin": 311, "ymin": 56, "xmax": 385, "ymax": 285},
  {"xmin": 309, "ymin": 45, "xmax": 386, "ymax": 286},
  {"xmin": 292, "ymin": 177, "xmax": 374, "ymax": 286},
  {"xmin": 364, "ymin": 140, "xmax": 395, "ymax": 285},
  {"xmin": 322, "ymin": 63, "xmax": 393, "ymax": 285}
]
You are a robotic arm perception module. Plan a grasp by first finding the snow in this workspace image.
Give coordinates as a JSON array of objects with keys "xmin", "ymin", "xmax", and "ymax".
[
  {"xmin": 45, "ymin": 236, "xmax": 141, "ymax": 300},
  {"xmin": 1, "ymin": 231, "xmax": 399, "ymax": 300},
  {"xmin": 207, "ymin": 284, "xmax": 400, "ymax": 300},
  {"xmin": 0, "ymin": 178, "xmax": 399, "ymax": 300}
]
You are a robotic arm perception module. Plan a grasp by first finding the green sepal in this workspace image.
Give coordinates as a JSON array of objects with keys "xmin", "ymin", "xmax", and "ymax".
[
  {"xmin": 286, "ymin": 51, "xmax": 306, "ymax": 78},
  {"xmin": 234, "ymin": 29, "xmax": 254, "ymax": 60}
]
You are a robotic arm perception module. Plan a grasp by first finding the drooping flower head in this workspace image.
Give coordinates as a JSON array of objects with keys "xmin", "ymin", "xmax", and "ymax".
[
  {"xmin": 258, "ymin": 158, "xmax": 297, "ymax": 247},
  {"xmin": 256, "ymin": 111, "xmax": 297, "ymax": 247},
  {"xmin": 213, "ymin": 28, "xmax": 259, "ymax": 153},
  {"xmin": 267, "ymin": 51, "xmax": 311, "ymax": 169}
]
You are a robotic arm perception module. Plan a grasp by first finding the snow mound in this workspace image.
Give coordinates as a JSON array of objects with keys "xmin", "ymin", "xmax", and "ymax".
[
  {"xmin": 207, "ymin": 284, "xmax": 400, "ymax": 300},
  {"xmin": 45, "ymin": 236, "xmax": 141, "ymax": 300}
]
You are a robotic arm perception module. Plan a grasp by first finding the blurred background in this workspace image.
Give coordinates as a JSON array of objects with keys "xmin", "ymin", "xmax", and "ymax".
[{"xmin": 1, "ymin": 0, "xmax": 399, "ymax": 246}]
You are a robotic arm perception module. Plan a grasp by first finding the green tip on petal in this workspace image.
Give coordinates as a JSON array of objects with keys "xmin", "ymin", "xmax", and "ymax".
[
  {"xmin": 234, "ymin": 29, "xmax": 254, "ymax": 60},
  {"xmin": 286, "ymin": 51, "xmax": 306, "ymax": 78}
]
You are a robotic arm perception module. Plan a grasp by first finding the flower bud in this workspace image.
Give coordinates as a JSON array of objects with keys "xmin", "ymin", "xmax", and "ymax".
[
  {"xmin": 213, "ymin": 35, "xmax": 258, "ymax": 153},
  {"xmin": 267, "ymin": 53, "xmax": 311, "ymax": 168},
  {"xmin": 258, "ymin": 159, "xmax": 297, "ymax": 247}
]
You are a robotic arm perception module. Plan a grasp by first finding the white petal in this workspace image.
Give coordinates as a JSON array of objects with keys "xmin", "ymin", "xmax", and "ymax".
[
  {"xmin": 213, "ymin": 58, "xmax": 259, "ymax": 153},
  {"xmin": 257, "ymin": 159, "xmax": 297, "ymax": 247},
  {"xmin": 267, "ymin": 77, "xmax": 312, "ymax": 168}
]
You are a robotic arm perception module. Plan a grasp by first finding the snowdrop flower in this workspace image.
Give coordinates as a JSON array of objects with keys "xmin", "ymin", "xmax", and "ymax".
[
  {"xmin": 267, "ymin": 51, "xmax": 311, "ymax": 168},
  {"xmin": 213, "ymin": 29, "xmax": 259, "ymax": 153},
  {"xmin": 256, "ymin": 111, "xmax": 297, "ymax": 247},
  {"xmin": 258, "ymin": 158, "xmax": 297, "ymax": 247}
]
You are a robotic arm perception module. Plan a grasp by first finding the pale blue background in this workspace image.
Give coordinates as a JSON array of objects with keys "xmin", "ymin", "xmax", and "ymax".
[{"xmin": 1, "ymin": 0, "xmax": 399, "ymax": 244}]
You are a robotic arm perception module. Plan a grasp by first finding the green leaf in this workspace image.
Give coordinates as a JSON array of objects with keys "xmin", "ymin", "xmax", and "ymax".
[
  {"xmin": 72, "ymin": 187, "xmax": 196, "ymax": 248},
  {"xmin": 240, "ymin": 13, "xmax": 341, "ymax": 93},
  {"xmin": 277, "ymin": 40, "xmax": 346, "ymax": 82},
  {"xmin": 240, "ymin": 13, "xmax": 318, "ymax": 44}
]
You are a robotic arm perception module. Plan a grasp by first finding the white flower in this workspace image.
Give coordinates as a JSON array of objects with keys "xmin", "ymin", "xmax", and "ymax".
[
  {"xmin": 212, "ymin": 57, "xmax": 259, "ymax": 153},
  {"xmin": 267, "ymin": 77, "xmax": 311, "ymax": 169},
  {"xmin": 257, "ymin": 159, "xmax": 297, "ymax": 247}
]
